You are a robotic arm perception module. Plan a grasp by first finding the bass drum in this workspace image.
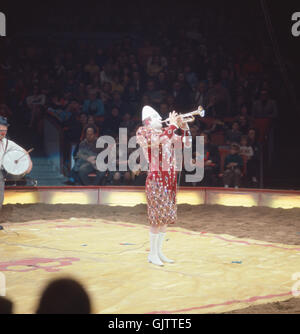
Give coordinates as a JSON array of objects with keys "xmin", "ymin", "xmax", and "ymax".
[{"xmin": 2, "ymin": 149, "xmax": 31, "ymax": 180}]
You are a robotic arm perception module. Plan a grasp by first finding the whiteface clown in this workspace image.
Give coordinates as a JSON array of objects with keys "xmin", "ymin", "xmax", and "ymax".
[{"xmin": 136, "ymin": 106, "xmax": 192, "ymax": 266}]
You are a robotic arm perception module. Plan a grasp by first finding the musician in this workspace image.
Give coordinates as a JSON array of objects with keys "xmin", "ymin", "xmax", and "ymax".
[
  {"xmin": 0, "ymin": 116, "xmax": 32, "ymax": 209},
  {"xmin": 136, "ymin": 106, "xmax": 191, "ymax": 266}
]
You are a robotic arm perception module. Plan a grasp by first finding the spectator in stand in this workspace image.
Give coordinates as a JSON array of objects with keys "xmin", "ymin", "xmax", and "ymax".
[
  {"xmin": 239, "ymin": 135, "xmax": 254, "ymax": 184},
  {"xmin": 156, "ymin": 71, "xmax": 170, "ymax": 92},
  {"xmin": 198, "ymin": 132, "xmax": 220, "ymax": 186},
  {"xmin": 243, "ymin": 55, "xmax": 263, "ymax": 76},
  {"xmin": 171, "ymin": 81, "xmax": 191, "ymax": 111},
  {"xmin": 80, "ymin": 115, "xmax": 99, "ymax": 141},
  {"xmin": 123, "ymin": 85, "xmax": 140, "ymax": 112},
  {"xmin": 237, "ymin": 114, "xmax": 250, "ymax": 135},
  {"xmin": 206, "ymin": 118, "xmax": 226, "ymax": 135},
  {"xmin": 84, "ymin": 58, "xmax": 100, "ymax": 78},
  {"xmin": 99, "ymin": 63, "xmax": 113, "ymax": 85},
  {"xmin": 184, "ymin": 65, "xmax": 198, "ymax": 90},
  {"xmin": 95, "ymin": 47, "xmax": 107, "ymax": 69},
  {"xmin": 120, "ymin": 112, "xmax": 136, "ymax": 134},
  {"xmin": 147, "ymin": 55, "xmax": 163, "ymax": 78},
  {"xmin": 144, "ymin": 80, "xmax": 163, "ymax": 108},
  {"xmin": 0, "ymin": 104, "xmax": 12, "ymax": 118},
  {"xmin": 207, "ymin": 76, "xmax": 231, "ymax": 117},
  {"xmin": 109, "ymin": 91, "xmax": 131, "ymax": 115},
  {"xmin": 102, "ymin": 107, "xmax": 122, "ymax": 137},
  {"xmin": 247, "ymin": 128, "xmax": 260, "ymax": 185},
  {"xmin": 74, "ymin": 125, "xmax": 106, "ymax": 186},
  {"xmin": 138, "ymin": 40, "xmax": 155, "ymax": 65},
  {"xmin": 252, "ymin": 89, "xmax": 278, "ymax": 119},
  {"xmin": 225, "ymin": 121, "xmax": 242, "ymax": 145},
  {"xmin": 36, "ymin": 278, "xmax": 91, "ymax": 314},
  {"xmin": 62, "ymin": 101, "xmax": 84, "ymax": 154},
  {"xmin": 26, "ymin": 85, "xmax": 46, "ymax": 129},
  {"xmin": 223, "ymin": 143, "xmax": 243, "ymax": 189},
  {"xmin": 159, "ymin": 102, "xmax": 170, "ymax": 119},
  {"xmin": 111, "ymin": 136, "xmax": 132, "ymax": 185},
  {"xmin": 193, "ymin": 81, "xmax": 209, "ymax": 110},
  {"xmin": 131, "ymin": 71, "xmax": 144, "ymax": 95},
  {"xmin": 47, "ymin": 93, "xmax": 71, "ymax": 123},
  {"xmin": 100, "ymin": 82, "xmax": 113, "ymax": 108},
  {"xmin": 83, "ymin": 90, "xmax": 105, "ymax": 116},
  {"xmin": 111, "ymin": 74, "xmax": 125, "ymax": 94}
]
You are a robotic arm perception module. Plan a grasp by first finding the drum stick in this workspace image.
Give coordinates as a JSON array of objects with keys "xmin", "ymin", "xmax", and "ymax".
[{"xmin": 14, "ymin": 148, "xmax": 34, "ymax": 164}]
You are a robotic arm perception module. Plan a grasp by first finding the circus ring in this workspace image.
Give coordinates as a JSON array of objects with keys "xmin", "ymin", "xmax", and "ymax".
[{"xmin": 1, "ymin": 186, "xmax": 300, "ymax": 314}]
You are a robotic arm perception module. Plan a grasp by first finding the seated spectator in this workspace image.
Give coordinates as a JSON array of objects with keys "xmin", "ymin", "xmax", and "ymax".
[
  {"xmin": 147, "ymin": 55, "xmax": 163, "ymax": 78},
  {"xmin": 155, "ymin": 71, "xmax": 170, "ymax": 92},
  {"xmin": 237, "ymin": 114, "xmax": 250, "ymax": 135},
  {"xmin": 252, "ymin": 90, "xmax": 278, "ymax": 119},
  {"xmin": 131, "ymin": 71, "xmax": 144, "ymax": 94},
  {"xmin": 223, "ymin": 143, "xmax": 244, "ymax": 189},
  {"xmin": 0, "ymin": 296, "xmax": 13, "ymax": 314},
  {"xmin": 95, "ymin": 47, "xmax": 107, "ymax": 68},
  {"xmin": 171, "ymin": 81, "xmax": 191, "ymax": 111},
  {"xmin": 109, "ymin": 91, "xmax": 131, "ymax": 115},
  {"xmin": 47, "ymin": 94, "xmax": 72, "ymax": 123},
  {"xmin": 206, "ymin": 118, "xmax": 227, "ymax": 135},
  {"xmin": 80, "ymin": 115, "xmax": 99, "ymax": 141},
  {"xmin": 102, "ymin": 107, "xmax": 122, "ymax": 137},
  {"xmin": 111, "ymin": 137, "xmax": 132, "ymax": 186},
  {"xmin": 243, "ymin": 55, "xmax": 263, "ymax": 76},
  {"xmin": 184, "ymin": 65, "xmax": 198, "ymax": 90},
  {"xmin": 74, "ymin": 125, "xmax": 106, "ymax": 186},
  {"xmin": 159, "ymin": 102, "xmax": 170, "ymax": 119},
  {"xmin": 197, "ymin": 132, "xmax": 220, "ymax": 186},
  {"xmin": 83, "ymin": 90, "xmax": 105, "ymax": 116},
  {"xmin": 100, "ymin": 82, "xmax": 113, "ymax": 108},
  {"xmin": 225, "ymin": 121, "xmax": 242, "ymax": 145},
  {"xmin": 207, "ymin": 77, "xmax": 231, "ymax": 117},
  {"xmin": 240, "ymin": 135, "xmax": 254, "ymax": 160},
  {"xmin": 25, "ymin": 85, "xmax": 46, "ymax": 136},
  {"xmin": 144, "ymin": 80, "xmax": 163, "ymax": 108},
  {"xmin": 247, "ymin": 128, "xmax": 260, "ymax": 185},
  {"xmin": 123, "ymin": 85, "xmax": 140, "ymax": 112},
  {"xmin": 0, "ymin": 104, "xmax": 12, "ymax": 118},
  {"xmin": 36, "ymin": 278, "xmax": 91, "ymax": 314},
  {"xmin": 120, "ymin": 112, "xmax": 136, "ymax": 134},
  {"xmin": 99, "ymin": 63, "xmax": 113, "ymax": 85},
  {"xmin": 84, "ymin": 58, "xmax": 100, "ymax": 78},
  {"xmin": 193, "ymin": 81, "xmax": 209, "ymax": 110},
  {"xmin": 111, "ymin": 74, "xmax": 124, "ymax": 94}
]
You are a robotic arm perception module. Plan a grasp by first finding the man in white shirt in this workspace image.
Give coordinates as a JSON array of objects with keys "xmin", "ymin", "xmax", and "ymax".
[{"xmin": 0, "ymin": 117, "xmax": 32, "ymax": 209}]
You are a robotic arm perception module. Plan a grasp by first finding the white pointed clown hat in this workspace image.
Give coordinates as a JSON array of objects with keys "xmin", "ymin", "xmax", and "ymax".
[{"xmin": 142, "ymin": 105, "xmax": 161, "ymax": 121}]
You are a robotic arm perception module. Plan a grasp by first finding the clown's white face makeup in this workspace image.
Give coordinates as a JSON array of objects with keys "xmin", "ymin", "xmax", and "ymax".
[{"xmin": 150, "ymin": 116, "xmax": 162, "ymax": 131}]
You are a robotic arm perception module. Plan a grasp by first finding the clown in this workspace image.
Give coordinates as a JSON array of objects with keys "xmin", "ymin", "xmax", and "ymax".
[
  {"xmin": 136, "ymin": 106, "xmax": 191, "ymax": 266},
  {"xmin": 0, "ymin": 116, "xmax": 32, "ymax": 209}
]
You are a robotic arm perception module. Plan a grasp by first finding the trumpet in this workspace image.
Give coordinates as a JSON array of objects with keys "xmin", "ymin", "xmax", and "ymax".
[{"xmin": 162, "ymin": 106, "xmax": 205, "ymax": 126}]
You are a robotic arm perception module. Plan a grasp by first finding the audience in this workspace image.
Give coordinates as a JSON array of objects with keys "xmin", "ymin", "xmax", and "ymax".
[
  {"xmin": 1, "ymin": 9, "xmax": 280, "ymax": 188},
  {"xmin": 36, "ymin": 278, "xmax": 91, "ymax": 314},
  {"xmin": 0, "ymin": 296, "xmax": 13, "ymax": 314},
  {"xmin": 223, "ymin": 143, "xmax": 244, "ymax": 189},
  {"xmin": 74, "ymin": 125, "xmax": 106, "ymax": 185}
]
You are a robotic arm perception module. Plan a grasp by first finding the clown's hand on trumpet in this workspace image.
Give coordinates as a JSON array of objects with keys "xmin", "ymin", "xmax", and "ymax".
[{"xmin": 162, "ymin": 105, "xmax": 205, "ymax": 129}]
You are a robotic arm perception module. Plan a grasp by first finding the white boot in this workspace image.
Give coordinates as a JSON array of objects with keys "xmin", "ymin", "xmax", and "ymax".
[
  {"xmin": 148, "ymin": 233, "xmax": 164, "ymax": 266},
  {"xmin": 158, "ymin": 232, "xmax": 174, "ymax": 263}
]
